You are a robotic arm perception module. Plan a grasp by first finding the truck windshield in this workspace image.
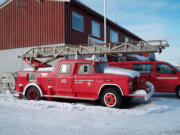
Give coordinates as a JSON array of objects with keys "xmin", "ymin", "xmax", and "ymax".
[
  {"xmin": 168, "ymin": 63, "xmax": 180, "ymax": 72},
  {"xmin": 94, "ymin": 63, "xmax": 109, "ymax": 73}
]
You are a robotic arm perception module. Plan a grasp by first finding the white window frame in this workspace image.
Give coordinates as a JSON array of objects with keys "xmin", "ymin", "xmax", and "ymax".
[{"xmin": 72, "ymin": 11, "xmax": 84, "ymax": 32}]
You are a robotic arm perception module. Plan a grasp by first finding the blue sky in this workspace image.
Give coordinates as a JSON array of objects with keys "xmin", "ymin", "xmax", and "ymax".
[
  {"xmin": 78, "ymin": 0, "xmax": 180, "ymax": 65},
  {"xmin": 1, "ymin": 0, "xmax": 180, "ymax": 65},
  {"xmin": 0, "ymin": 0, "xmax": 4, "ymax": 4}
]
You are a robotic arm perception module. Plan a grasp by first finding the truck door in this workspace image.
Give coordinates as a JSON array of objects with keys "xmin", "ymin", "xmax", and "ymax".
[
  {"xmin": 153, "ymin": 63, "xmax": 178, "ymax": 92},
  {"xmin": 55, "ymin": 63, "xmax": 73, "ymax": 93},
  {"xmin": 73, "ymin": 63, "xmax": 95, "ymax": 97}
]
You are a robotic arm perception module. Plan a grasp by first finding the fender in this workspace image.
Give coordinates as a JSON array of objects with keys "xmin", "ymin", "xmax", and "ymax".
[
  {"xmin": 98, "ymin": 84, "xmax": 124, "ymax": 96},
  {"xmin": 23, "ymin": 83, "xmax": 43, "ymax": 97}
]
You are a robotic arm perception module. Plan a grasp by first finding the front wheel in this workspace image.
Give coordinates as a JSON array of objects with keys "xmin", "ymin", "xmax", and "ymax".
[
  {"xmin": 176, "ymin": 87, "xmax": 180, "ymax": 99},
  {"xmin": 101, "ymin": 88, "xmax": 122, "ymax": 108},
  {"xmin": 26, "ymin": 87, "xmax": 41, "ymax": 100}
]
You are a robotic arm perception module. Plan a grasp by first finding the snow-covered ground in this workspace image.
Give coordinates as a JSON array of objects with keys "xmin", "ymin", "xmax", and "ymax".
[{"xmin": 0, "ymin": 93, "xmax": 180, "ymax": 135}]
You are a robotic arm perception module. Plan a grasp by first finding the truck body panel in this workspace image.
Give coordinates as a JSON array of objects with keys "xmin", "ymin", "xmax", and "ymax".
[{"xmin": 109, "ymin": 61, "xmax": 180, "ymax": 93}]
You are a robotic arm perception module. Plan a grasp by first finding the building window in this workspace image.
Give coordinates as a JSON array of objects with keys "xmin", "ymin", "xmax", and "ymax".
[
  {"xmin": 72, "ymin": 11, "xmax": 84, "ymax": 32},
  {"xmin": 110, "ymin": 30, "xmax": 118, "ymax": 43},
  {"xmin": 92, "ymin": 21, "xmax": 100, "ymax": 38},
  {"xmin": 125, "ymin": 36, "xmax": 129, "ymax": 42}
]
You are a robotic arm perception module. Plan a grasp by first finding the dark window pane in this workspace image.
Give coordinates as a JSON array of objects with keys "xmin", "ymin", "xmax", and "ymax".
[
  {"xmin": 92, "ymin": 21, "xmax": 100, "ymax": 38},
  {"xmin": 94, "ymin": 63, "xmax": 108, "ymax": 73},
  {"xmin": 133, "ymin": 64, "xmax": 152, "ymax": 73},
  {"xmin": 156, "ymin": 64, "xmax": 176, "ymax": 74},
  {"xmin": 125, "ymin": 37, "xmax": 129, "ymax": 42},
  {"xmin": 72, "ymin": 12, "xmax": 84, "ymax": 32},
  {"xmin": 110, "ymin": 30, "xmax": 118, "ymax": 43}
]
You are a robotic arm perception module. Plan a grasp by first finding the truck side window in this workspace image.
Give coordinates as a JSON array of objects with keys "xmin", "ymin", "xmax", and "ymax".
[
  {"xmin": 59, "ymin": 64, "xmax": 71, "ymax": 74},
  {"xmin": 78, "ymin": 64, "xmax": 93, "ymax": 74},
  {"xmin": 156, "ymin": 64, "xmax": 176, "ymax": 74},
  {"xmin": 94, "ymin": 63, "xmax": 108, "ymax": 73},
  {"xmin": 133, "ymin": 64, "xmax": 152, "ymax": 73}
]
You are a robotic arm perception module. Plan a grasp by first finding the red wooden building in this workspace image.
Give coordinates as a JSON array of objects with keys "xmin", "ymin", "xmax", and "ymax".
[
  {"xmin": 0, "ymin": 0, "xmax": 142, "ymax": 50},
  {"xmin": 0, "ymin": 0, "xmax": 142, "ymax": 73}
]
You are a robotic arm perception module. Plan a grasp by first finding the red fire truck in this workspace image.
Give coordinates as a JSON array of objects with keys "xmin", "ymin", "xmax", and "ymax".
[
  {"xmin": 109, "ymin": 61, "xmax": 180, "ymax": 98},
  {"xmin": 11, "ymin": 40, "xmax": 169, "ymax": 108},
  {"xmin": 15, "ymin": 59, "xmax": 154, "ymax": 108}
]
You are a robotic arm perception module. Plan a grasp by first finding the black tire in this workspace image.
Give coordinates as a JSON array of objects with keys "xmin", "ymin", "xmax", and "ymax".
[
  {"xmin": 176, "ymin": 87, "xmax": 180, "ymax": 99},
  {"xmin": 101, "ymin": 88, "xmax": 122, "ymax": 108},
  {"xmin": 123, "ymin": 96, "xmax": 132, "ymax": 104},
  {"xmin": 26, "ymin": 87, "xmax": 41, "ymax": 100}
]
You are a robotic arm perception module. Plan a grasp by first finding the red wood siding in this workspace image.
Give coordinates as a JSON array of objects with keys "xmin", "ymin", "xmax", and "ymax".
[
  {"xmin": 0, "ymin": 0, "xmax": 65, "ymax": 50},
  {"xmin": 66, "ymin": 1, "xmax": 141, "ymax": 45},
  {"xmin": 66, "ymin": 4, "xmax": 88, "ymax": 44}
]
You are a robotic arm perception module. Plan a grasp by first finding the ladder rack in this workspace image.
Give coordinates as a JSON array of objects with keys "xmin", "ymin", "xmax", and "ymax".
[{"xmin": 20, "ymin": 40, "xmax": 169, "ymax": 64}]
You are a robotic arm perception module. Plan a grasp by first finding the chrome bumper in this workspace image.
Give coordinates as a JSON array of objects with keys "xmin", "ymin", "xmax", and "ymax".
[{"xmin": 129, "ymin": 81, "xmax": 154, "ymax": 101}]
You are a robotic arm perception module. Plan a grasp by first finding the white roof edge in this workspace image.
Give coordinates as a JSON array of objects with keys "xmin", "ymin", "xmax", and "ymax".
[
  {"xmin": 0, "ymin": 0, "xmax": 70, "ymax": 10},
  {"xmin": 0, "ymin": 0, "xmax": 13, "ymax": 10},
  {"xmin": 47, "ymin": 0, "xmax": 70, "ymax": 2}
]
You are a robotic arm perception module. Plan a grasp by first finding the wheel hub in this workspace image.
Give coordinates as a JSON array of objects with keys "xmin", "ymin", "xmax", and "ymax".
[
  {"xmin": 105, "ymin": 93, "xmax": 116, "ymax": 106},
  {"xmin": 29, "ymin": 90, "xmax": 38, "ymax": 100}
]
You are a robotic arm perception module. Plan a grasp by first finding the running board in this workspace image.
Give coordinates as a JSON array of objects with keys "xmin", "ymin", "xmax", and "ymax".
[{"xmin": 43, "ymin": 95, "xmax": 97, "ymax": 101}]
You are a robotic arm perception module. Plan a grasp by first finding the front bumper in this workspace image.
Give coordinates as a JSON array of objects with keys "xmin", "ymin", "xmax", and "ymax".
[{"xmin": 128, "ymin": 81, "xmax": 154, "ymax": 101}]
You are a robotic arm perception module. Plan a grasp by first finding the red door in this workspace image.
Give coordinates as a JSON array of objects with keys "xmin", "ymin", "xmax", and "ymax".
[
  {"xmin": 55, "ymin": 63, "xmax": 73, "ymax": 94},
  {"xmin": 73, "ymin": 63, "xmax": 96, "ymax": 98},
  {"xmin": 153, "ymin": 63, "xmax": 178, "ymax": 92}
]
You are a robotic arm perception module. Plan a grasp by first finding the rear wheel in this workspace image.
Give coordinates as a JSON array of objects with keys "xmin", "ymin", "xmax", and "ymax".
[
  {"xmin": 26, "ymin": 87, "xmax": 41, "ymax": 100},
  {"xmin": 176, "ymin": 87, "xmax": 180, "ymax": 99},
  {"xmin": 101, "ymin": 88, "xmax": 122, "ymax": 108}
]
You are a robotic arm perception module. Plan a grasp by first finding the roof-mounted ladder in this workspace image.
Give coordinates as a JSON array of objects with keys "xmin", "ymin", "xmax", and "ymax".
[{"xmin": 20, "ymin": 40, "xmax": 169, "ymax": 64}]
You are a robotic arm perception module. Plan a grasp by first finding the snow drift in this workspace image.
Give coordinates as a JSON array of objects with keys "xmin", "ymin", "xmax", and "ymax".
[{"xmin": 1, "ymin": 92, "xmax": 180, "ymax": 135}]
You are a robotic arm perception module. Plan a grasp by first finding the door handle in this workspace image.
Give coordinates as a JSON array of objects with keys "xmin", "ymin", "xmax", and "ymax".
[{"xmin": 156, "ymin": 75, "xmax": 160, "ymax": 77}]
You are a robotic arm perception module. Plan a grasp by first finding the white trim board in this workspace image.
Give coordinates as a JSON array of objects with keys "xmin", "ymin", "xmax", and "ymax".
[{"xmin": 0, "ymin": 0, "xmax": 13, "ymax": 10}]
